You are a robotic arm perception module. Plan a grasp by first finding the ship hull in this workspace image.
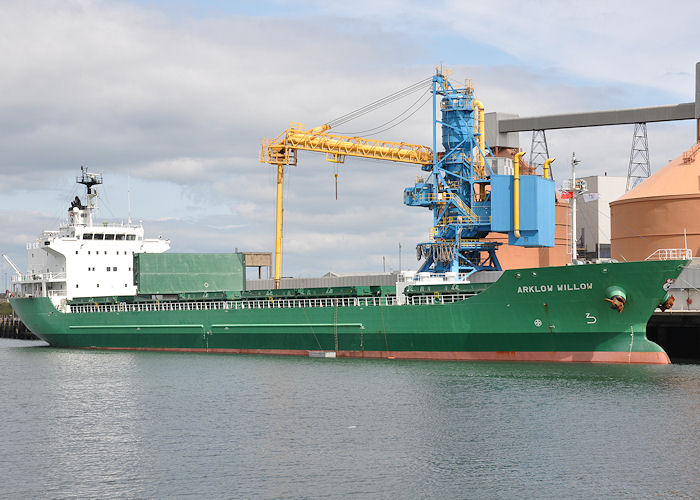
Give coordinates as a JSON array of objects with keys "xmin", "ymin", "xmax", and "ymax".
[{"xmin": 11, "ymin": 260, "xmax": 686, "ymax": 364}]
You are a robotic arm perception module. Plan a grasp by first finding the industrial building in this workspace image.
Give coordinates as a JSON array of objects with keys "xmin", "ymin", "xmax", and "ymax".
[{"xmin": 576, "ymin": 175, "xmax": 627, "ymax": 260}]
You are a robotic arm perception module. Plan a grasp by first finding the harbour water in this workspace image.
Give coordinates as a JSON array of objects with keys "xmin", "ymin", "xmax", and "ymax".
[{"xmin": 1, "ymin": 338, "xmax": 698, "ymax": 498}]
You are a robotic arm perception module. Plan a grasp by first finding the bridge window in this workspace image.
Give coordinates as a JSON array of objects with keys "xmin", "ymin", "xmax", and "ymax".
[
  {"xmin": 83, "ymin": 234, "xmax": 93, "ymax": 240},
  {"xmin": 93, "ymin": 234, "xmax": 104, "ymax": 240},
  {"xmin": 105, "ymin": 234, "xmax": 115, "ymax": 240},
  {"xmin": 126, "ymin": 235, "xmax": 136, "ymax": 241},
  {"xmin": 116, "ymin": 234, "xmax": 125, "ymax": 240}
]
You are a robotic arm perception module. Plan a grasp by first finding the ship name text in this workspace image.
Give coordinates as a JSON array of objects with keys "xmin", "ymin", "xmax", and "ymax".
[{"xmin": 517, "ymin": 283, "xmax": 593, "ymax": 294}]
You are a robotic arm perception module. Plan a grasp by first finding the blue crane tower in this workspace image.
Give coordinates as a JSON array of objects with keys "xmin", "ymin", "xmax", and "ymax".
[{"xmin": 404, "ymin": 71, "xmax": 555, "ymax": 276}]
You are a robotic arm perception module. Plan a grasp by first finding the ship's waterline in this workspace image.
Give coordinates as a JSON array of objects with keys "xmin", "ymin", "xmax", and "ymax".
[{"xmin": 73, "ymin": 346, "xmax": 671, "ymax": 364}]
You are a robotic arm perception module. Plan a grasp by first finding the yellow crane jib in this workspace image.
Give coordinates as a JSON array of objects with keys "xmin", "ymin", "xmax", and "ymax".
[
  {"xmin": 260, "ymin": 124, "xmax": 433, "ymax": 167},
  {"xmin": 260, "ymin": 123, "xmax": 433, "ymax": 288}
]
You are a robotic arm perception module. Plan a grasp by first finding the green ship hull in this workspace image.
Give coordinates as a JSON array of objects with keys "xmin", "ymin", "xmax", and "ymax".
[{"xmin": 11, "ymin": 260, "xmax": 686, "ymax": 364}]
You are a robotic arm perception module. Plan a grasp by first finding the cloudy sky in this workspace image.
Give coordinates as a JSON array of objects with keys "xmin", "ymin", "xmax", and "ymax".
[{"xmin": 1, "ymin": 0, "xmax": 698, "ymax": 286}]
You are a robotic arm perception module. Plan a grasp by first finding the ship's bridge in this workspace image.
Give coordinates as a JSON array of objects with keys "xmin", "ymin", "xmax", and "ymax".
[{"xmin": 14, "ymin": 168, "xmax": 170, "ymax": 304}]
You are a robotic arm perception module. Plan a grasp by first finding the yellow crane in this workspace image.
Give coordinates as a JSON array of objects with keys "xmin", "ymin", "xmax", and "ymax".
[{"xmin": 260, "ymin": 123, "xmax": 434, "ymax": 288}]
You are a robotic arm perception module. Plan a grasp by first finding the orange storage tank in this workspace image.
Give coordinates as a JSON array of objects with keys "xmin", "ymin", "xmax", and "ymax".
[{"xmin": 610, "ymin": 143, "xmax": 700, "ymax": 262}]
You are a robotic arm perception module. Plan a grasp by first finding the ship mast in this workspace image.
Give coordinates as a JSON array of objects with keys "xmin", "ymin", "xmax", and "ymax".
[
  {"xmin": 567, "ymin": 153, "xmax": 588, "ymax": 263},
  {"xmin": 76, "ymin": 166, "xmax": 103, "ymax": 226},
  {"xmin": 571, "ymin": 153, "xmax": 578, "ymax": 262}
]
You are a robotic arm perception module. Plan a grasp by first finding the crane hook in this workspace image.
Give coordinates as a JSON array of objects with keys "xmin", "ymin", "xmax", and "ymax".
[{"xmin": 334, "ymin": 166, "xmax": 339, "ymax": 200}]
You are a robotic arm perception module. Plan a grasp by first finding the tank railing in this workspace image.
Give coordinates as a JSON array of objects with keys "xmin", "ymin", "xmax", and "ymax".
[
  {"xmin": 682, "ymin": 142, "xmax": 700, "ymax": 164},
  {"xmin": 645, "ymin": 248, "xmax": 693, "ymax": 261},
  {"xmin": 65, "ymin": 293, "xmax": 475, "ymax": 314}
]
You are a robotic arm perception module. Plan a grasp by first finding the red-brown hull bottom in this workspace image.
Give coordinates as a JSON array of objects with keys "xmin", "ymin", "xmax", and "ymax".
[{"xmin": 79, "ymin": 347, "xmax": 671, "ymax": 364}]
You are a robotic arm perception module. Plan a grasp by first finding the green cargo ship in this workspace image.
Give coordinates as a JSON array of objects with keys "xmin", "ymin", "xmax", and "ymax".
[
  {"xmin": 10, "ymin": 252, "xmax": 685, "ymax": 364},
  {"xmin": 7, "ymin": 73, "xmax": 688, "ymax": 363},
  {"xmin": 8, "ymin": 173, "xmax": 685, "ymax": 364}
]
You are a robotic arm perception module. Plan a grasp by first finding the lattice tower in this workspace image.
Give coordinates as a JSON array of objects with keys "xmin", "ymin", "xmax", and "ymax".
[{"xmin": 626, "ymin": 122, "xmax": 651, "ymax": 191}]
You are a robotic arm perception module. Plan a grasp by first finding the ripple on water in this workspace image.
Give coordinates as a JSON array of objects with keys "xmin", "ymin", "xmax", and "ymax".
[{"xmin": 1, "ymin": 339, "xmax": 698, "ymax": 498}]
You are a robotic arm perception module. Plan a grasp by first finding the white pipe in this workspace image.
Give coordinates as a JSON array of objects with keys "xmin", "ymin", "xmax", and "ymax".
[{"xmin": 571, "ymin": 153, "xmax": 578, "ymax": 262}]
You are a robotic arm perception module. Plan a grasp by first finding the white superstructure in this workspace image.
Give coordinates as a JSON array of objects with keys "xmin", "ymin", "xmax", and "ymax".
[{"xmin": 13, "ymin": 167, "xmax": 169, "ymax": 305}]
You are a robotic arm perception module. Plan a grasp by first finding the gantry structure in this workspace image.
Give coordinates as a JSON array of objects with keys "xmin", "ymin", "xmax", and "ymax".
[{"xmin": 261, "ymin": 71, "xmax": 554, "ymax": 287}]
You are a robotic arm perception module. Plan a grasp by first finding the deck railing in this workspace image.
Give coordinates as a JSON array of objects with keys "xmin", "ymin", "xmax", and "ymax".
[
  {"xmin": 645, "ymin": 248, "xmax": 693, "ymax": 261},
  {"xmin": 65, "ymin": 293, "xmax": 475, "ymax": 314},
  {"xmin": 13, "ymin": 272, "xmax": 67, "ymax": 282}
]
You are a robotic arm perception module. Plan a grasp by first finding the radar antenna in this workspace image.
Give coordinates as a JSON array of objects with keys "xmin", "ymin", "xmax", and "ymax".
[{"xmin": 75, "ymin": 166, "xmax": 103, "ymax": 226}]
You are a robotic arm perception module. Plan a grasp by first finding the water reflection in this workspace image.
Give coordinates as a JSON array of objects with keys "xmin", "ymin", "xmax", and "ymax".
[{"xmin": 1, "ymin": 341, "xmax": 698, "ymax": 498}]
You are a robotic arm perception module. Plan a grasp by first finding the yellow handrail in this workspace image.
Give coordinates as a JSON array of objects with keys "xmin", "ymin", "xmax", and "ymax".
[{"xmin": 514, "ymin": 152, "xmax": 526, "ymax": 239}]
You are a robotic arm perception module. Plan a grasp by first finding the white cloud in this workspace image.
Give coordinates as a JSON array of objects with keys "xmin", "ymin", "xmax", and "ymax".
[
  {"xmin": 0, "ymin": 0, "xmax": 697, "ymax": 279},
  {"xmin": 305, "ymin": 0, "xmax": 700, "ymax": 98}
]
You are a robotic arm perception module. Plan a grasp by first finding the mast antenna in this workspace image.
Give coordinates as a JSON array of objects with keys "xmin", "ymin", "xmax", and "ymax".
[
  {"xmin": 127, "ymin": 171, "xmax": 132, "ymax": 224},
  {"xmin": 76, "ymin": 165, "xmax": 103, "ymax": 226}
]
